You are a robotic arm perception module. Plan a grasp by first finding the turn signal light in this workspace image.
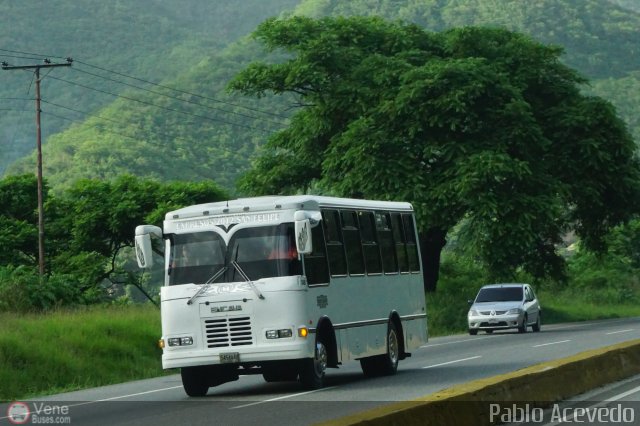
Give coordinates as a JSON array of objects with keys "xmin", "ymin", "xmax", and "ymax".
[{"xmin": 298, "ymin": 327, "xmax": 309, "ymax": 338}]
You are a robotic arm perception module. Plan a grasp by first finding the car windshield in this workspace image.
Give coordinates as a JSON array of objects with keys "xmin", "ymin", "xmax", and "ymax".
[
  {"xmin": 475, "ymin": 287, "xmax": 523, "ymax": 303},
  {"xmin": 168, "ymin": 224, "xmax": 301, "ymax": 285}
]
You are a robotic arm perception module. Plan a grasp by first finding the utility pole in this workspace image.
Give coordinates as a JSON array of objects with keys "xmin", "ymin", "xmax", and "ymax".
[{"xmin": 2, "ymin": 58, "xmax": 72, "ymax": 277}]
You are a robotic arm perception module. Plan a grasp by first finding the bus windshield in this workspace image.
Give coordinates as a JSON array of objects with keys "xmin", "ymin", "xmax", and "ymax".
[{"xmin": 168, "ymin": 224, "xmax": 301, "ymax": 286}]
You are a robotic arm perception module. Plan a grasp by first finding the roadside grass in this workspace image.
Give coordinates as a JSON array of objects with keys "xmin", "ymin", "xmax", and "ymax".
[
  {"xmin": 0, "ymin": 304, "xmax": 165, "ymax": 401},
  {"xmin": 425, "ymin": 253, "xmax": 640, "ymax": 337},
  {"xmin": 3, "ymin": 284, "xmax": 640, "ymax": 400},
  {"xmin": 426, "ymin": 288, "xmax": 640, "ymax": 337},
  {"xmin": 539, "ymin": 290, "xmax": 640, "ymax": 324}
]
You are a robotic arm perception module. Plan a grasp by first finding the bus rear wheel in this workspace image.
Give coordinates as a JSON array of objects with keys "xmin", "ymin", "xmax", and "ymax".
[
  {"xmin": 360, "ymin": 322, "xmax": 400, "ymax": 377},
  {"xmin": 300, "ymin": 341, "xmax": 327, "ymax": 389}
]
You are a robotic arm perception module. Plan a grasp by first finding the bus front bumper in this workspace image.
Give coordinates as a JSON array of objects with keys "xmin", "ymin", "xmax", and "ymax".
[{"xmin": 162, "ymin": 341, "xmax": 313, "ymax": 369}]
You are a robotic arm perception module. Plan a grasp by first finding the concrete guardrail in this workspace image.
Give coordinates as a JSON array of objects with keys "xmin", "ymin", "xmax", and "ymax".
[{"xmin": 320, "ymin": 338, "xmax": 640, "ymax": 426}]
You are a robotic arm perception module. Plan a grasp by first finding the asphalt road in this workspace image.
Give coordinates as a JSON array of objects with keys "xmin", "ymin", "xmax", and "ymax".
[{"xmin": 2, "ymin": 317, "xmax": 639, "ymax": 426}]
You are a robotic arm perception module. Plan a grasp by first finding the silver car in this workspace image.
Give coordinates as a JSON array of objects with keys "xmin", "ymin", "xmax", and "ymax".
[{"xmin": 467, "ymin": 283, "xmax": 541, "ymax": 335}]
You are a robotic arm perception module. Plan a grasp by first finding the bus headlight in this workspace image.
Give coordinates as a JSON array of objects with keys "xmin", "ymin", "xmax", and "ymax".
[
  {"xmin": 168, "ymin": 336, "xmax": 194, "ymax": 346},
  {"xmin": 266, "ymin": 329, "xmax": 293, "ymax": 339}
]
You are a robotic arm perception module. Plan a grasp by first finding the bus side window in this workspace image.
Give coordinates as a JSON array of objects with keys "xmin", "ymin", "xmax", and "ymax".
[
  {"xmin": 358, "ymin": 211, "xmax": 382, "ymax": 274},
  {"xmin": 391, "ymin": 213, "xmax": 409, "ymax": 273},
  {"xmin": 322, "ymin": 209, "xmax": 347, "ymax": 276},
  {"xmin": 376, "ymin": 211, "xmax": 398, "ymax": 274},
  {"xmin": 402, "ymin": 214, "xmax": 421, "ymax": 272},
  {"xmin": 304, "ymin": 222, "xmax": 330, "ymax": 285},
  {"xmin": 341, "ymin": 210, "xmax": 365, "ymax": 275}
]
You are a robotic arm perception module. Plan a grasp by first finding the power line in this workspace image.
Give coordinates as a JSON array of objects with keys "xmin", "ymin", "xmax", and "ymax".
[
  {"xmin": 0, "ymin": 97, "xmax": 34, "ymax": 101},
  {"xmin": 0, "ymin": 48, "xmax": 62, "ymax": 59},
  {"xmin": 0, "ymin": 48, "xmax": 290, "ymax": 120},
  {"xmin": 73, "ymin": 60, "xmax": 290, "ymax": 120},
  {"xmin": 0, "ymin": 108, "xmax": 32, "ymax": 112},
  {"xmin": 70, "ymin": 66, "xmax": 287, "ymax": 126},
  {"xmin": 45, "ymin": 74, "xmax": 275, "ymax": 133},
  {"xmin": 41, "ymin": 99, "xmax": 127, "ymax": 126},
  {"xmin": 0, "ymin": 54, "xmax": 44, "ymax": 61}
]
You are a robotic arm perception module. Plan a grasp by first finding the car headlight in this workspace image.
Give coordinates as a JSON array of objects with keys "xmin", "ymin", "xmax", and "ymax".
[
  {"xmin": 468, "ymin": 310, "xmax": 479, "ymax": 317},
  {"xmin": 506, "ymin": 308, "xmax": 523, "ymax": 315}
]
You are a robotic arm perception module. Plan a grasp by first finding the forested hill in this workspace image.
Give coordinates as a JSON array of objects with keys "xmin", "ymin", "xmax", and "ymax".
[
  {"xmin": 610, "ymin": 0, "xmax": 640, "ymax": 13},
  {"xmin": 0, "ymin": 0, "xmax": 299, "ymax": 175},
  {"xmin": 4, "ymin": 0, "xmax": 640, "ymax": 193}
]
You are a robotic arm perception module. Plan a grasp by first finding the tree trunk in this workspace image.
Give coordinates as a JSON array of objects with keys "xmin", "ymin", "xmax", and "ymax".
[{"xmin": 419, "ymin": 228, "xmax": 447, "ymax": 293}]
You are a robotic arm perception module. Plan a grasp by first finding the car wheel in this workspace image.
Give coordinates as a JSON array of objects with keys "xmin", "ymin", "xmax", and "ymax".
[
  {"xmin": 532, "ymin": 314, "xmax": 541, "ymax": 332},
  {"xmin": 469, "ymin": 329, "xmax": 478, "ymax": 336},
  {"xmin": 300, "ymin": 340, "xmax": 327, "ymax": 389},
  {"xmin": 518, "ymin": 314, "xmax": 528, "ymax": 333}
]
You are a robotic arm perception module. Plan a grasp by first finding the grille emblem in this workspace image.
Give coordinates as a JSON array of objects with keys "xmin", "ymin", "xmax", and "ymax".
[{"xmin": 211, "ymin": 305, "xmax": 242, "ymax": 313}]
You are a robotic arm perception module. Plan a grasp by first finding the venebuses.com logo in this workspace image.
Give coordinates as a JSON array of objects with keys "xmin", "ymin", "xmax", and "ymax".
[
  {"xmin": 6, "ymin": 401, "xmax": 71, "ymax": 424},
  {"xmin": 7, "ymin": 402, "xmax": 30, "ymax": 424}
]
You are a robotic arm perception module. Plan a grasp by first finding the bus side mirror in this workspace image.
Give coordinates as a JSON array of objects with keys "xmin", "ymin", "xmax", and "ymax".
[
  {"xmin": 295, "ymin": 219, "xmax": 312, "ymax": 255},
  {"xmin": 135, "ymin": 225, "xmax": 162, "ymax": 268}
]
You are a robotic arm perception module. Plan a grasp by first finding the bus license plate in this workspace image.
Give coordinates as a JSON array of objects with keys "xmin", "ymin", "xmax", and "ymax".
[{"xmin": 220, "ymin": 352, "xmax": 240, "ymax": 363}]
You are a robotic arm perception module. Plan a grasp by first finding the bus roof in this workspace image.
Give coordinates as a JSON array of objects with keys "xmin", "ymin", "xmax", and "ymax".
[{"xmin": 165, "ymin": 195, "xmax": 413, "ymax": 221}]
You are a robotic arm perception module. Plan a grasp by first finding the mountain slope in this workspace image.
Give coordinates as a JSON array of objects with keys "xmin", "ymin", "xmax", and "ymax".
[
  {"xmin": 5, "ymin": 0, "xmax": 640, "ymax": 192},
  {"xmin": 0, "ymin": 0, "xmax": 299, "ymax": 174}
]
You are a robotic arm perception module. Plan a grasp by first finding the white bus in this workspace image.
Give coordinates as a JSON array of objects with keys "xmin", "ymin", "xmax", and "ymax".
[{"xmin": 135, "ymin": 195, "xmax": 427, "ymax": 396}]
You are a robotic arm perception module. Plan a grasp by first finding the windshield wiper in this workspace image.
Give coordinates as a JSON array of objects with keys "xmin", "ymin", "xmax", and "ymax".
[
  {"xmin": 231, "ymin": 261, "xmax": 264, "ymax": 300},
  {"xmin": 186, "ymin": 266, "xmax": 228, "ymax": 305}
]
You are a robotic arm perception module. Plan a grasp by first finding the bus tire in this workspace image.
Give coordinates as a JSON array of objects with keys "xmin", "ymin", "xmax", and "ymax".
[
  {"xmin": 263, "ymin": 363, "xmax": 299, "ymax": 382},
  {"xmin": 378, "ymin": 321, "xmax": 400, "ymax": 376},
  {"xmin": 181, "ymin": 366, "xmax": 209, "ymax": 397},
  {"xmin": 360, "ymin": 321, "xmax": 400, "ymax": 377},
  {"xmin": 359, "ymin": 356, "xmax": 379, "ymax": 377},
  {"xmin": 299, "ymin": 340, "xmax": 327, "ymax": 389}
]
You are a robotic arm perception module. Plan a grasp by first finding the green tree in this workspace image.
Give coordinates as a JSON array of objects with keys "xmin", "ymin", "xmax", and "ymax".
[
  {"xmin": 47, "ymin": 175, "xmax": 228, "ymax": 297},
  {"xmin": 0, "ymin": 174, "xmax": 228, "ymax": 308},
  {"xmin": 230, "ymin": 16, "xmax": 640, "ymax": 291},
  {"xmin": 0, "ymin": 174, "xmax": 40, "ymax": 266}
]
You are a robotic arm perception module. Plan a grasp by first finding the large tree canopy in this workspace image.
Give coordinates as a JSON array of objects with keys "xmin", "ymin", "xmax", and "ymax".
[{"xmin": 230, "ymin": 16, "xmax": 640, "ymax": 290}]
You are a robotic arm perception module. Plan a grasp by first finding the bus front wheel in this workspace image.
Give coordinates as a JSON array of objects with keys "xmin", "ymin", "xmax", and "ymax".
[
  {"xmin": 300, "ymin": 340, "xmax": 327, "ymax": 389},
  {"xmin": 181, "ymin": 366, "xmax": 209, "ymax": 397}
]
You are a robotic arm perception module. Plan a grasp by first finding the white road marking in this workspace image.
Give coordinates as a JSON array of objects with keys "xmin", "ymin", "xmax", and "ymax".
[
  {"xmin": 605, "ymin": 329, "xmax": 634, "ymax": 335},
  {"xmin": 421, "ymin": 336, "xmax": 493, "ymax": 348},
  {"xmin": 421, "ymin": 356, "xmax": 482, "ymax": 369},
  {"xmin": 532, "ymin": 340, "xmax": 571, "ymax": 348},
  {"xmin": 230, "ymin": 386, "xmax": 338, "ymax": 409},
  {"xmin": 545, "ymin": 384, "xmax": 640, "ymax": 426},
  {"xmin": 0, "ymin": 385, "xmax": 185, "ymax": 420},
  {"xmin": 605, "ymin": 384, "xmax": 640, "ymax": 401}
]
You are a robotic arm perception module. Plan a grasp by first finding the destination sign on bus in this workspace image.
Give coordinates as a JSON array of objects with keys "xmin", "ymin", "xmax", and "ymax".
[{"xmin": 175, "ymin": 212, "xmax": 281, "ymax": 231}]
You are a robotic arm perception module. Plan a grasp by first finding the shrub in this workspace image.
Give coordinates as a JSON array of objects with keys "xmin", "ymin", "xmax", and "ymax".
[{"xmin": 0, "ymin": 266, "xmax": 89, "ymax": 312}]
